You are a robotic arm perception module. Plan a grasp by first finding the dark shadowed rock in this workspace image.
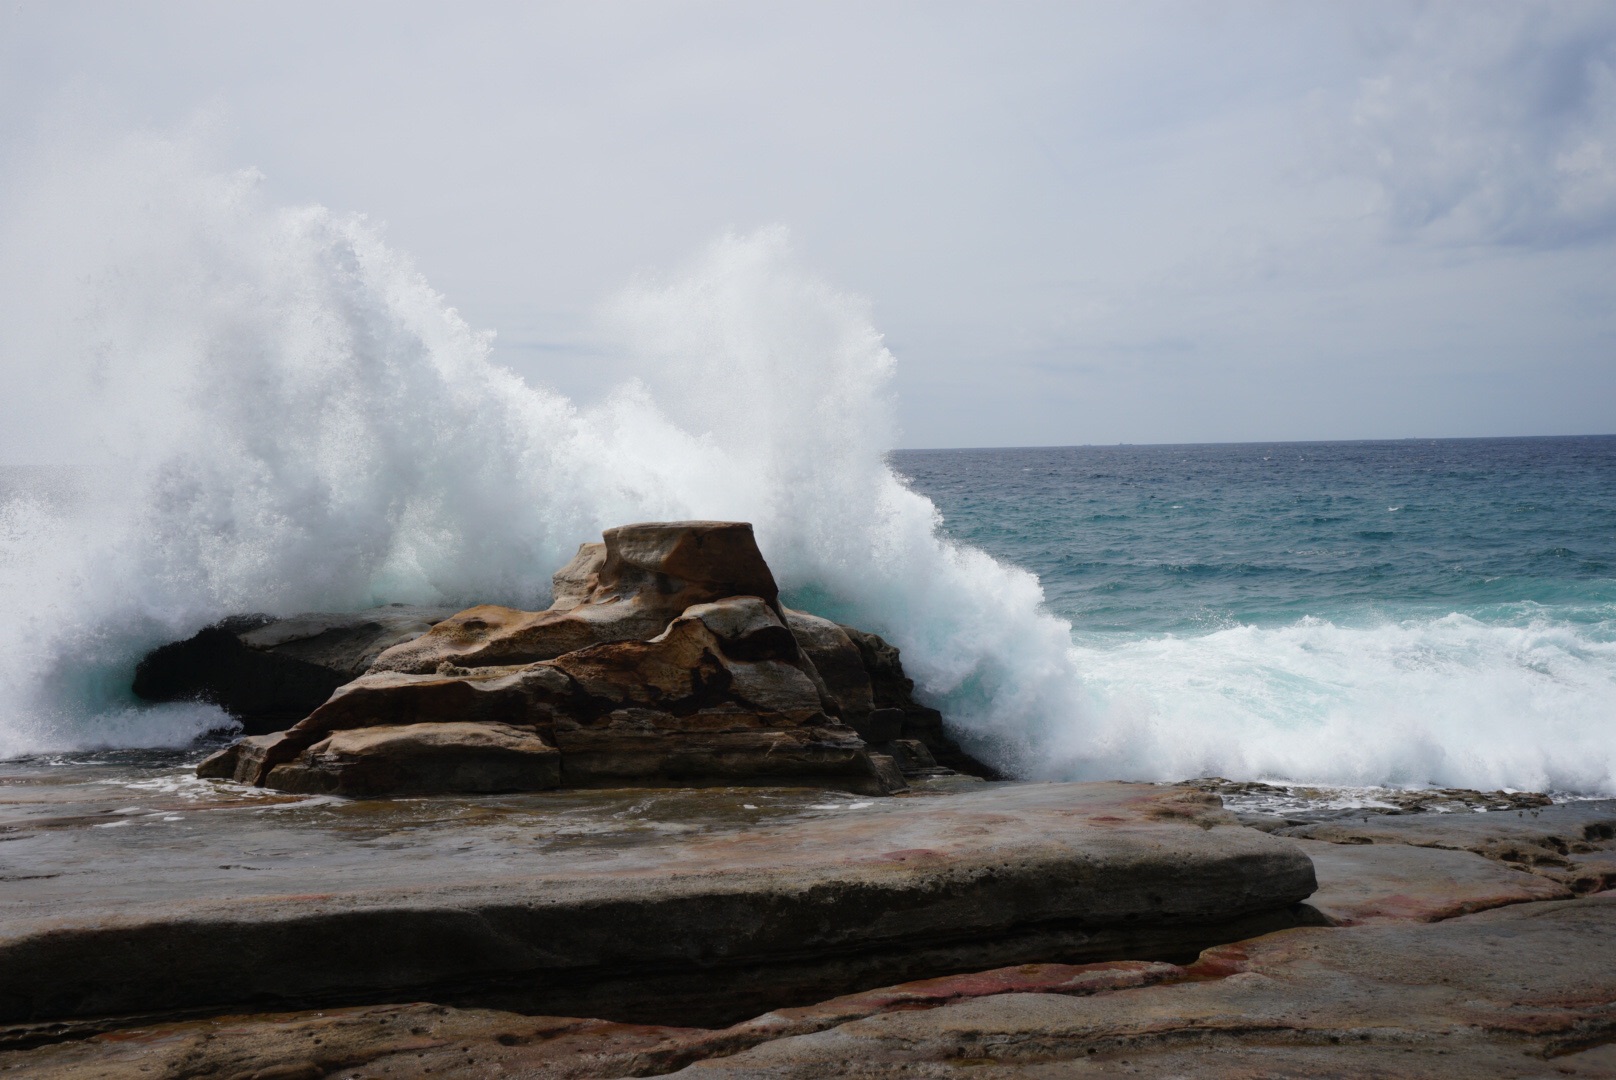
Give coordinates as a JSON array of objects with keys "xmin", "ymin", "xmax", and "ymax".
[
  {"xmin": 0, "ymin": 963, "xmax": 1187, "ymax": 1078},
  {"xmin": 15, "ymin": 891, "xmax": 1616, "ymax": 1079},
  {"xmin": 835, "ymin": 625, "xmax": 1001, "ymax": 779},
  {"xmin": 132, "ymin": 606, "xmax": 457, "ymax": 733},
  {"xmin": 651, "ymin": 894, "xmax": 1616, "ymax": 1078},
  {"xmin": 783, "ymin": 610, "xmax": 875, "ymax": 726}
]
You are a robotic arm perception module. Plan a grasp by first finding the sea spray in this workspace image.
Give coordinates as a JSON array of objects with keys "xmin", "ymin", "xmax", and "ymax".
[
  {"xmin": 3, "ymin": 132, "xmax": 1612, "ymax": 794},
  {"xmin": 0, "ymin": 132, "xmax": 1082, "ymax": 769}
]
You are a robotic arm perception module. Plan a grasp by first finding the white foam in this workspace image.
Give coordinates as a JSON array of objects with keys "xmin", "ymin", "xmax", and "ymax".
[
  {"xmin": 1, "ymin": 131, "xmax": 1611, "ymax": 794},
  {"xmin": 1059, "ymin": 612, "xmax": 1616, "ymax": 793}
]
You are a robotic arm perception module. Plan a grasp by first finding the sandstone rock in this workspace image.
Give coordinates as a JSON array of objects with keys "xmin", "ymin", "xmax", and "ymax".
[
  {"xmin": 369, "ymin": 522, "xmax": 783, "ymax": 674},
  {"xmin": 16, "ymin": 895, "xmax": 1616, "ymax": 1079},
  {"xmin": 188, "ymin": 521, "xmax": 1000, "ymax": 795},
  {"xmin": 238, "ymin": 596, "xmax": 897, "ymax": 795},
  {"xmin": 657, "ymin": 894, "xmax": 1616, "ymax": 1077},
  {"xmin": 782, "ymin": 609, "xmax": 875, "ymax": 727},
  {"xmin": 0, "ymin": 1003, "xmax": 711, "ymax": 1080},
  {"xmin": 882, "ymin": 738, "xmax": 943, "ymax": 777},
  {"xmin": 1295, "ymin": 836, "xmax": 1573, "ymax": 925},
  {"xmin": 841, "ymin": 625, "xmax": 1001, "ymax": 779},
  {"xmin": 263, "ymin": 722, "xmax": 561, "ymax": 797},
  {"xmin": 0, "ymin": 781, "xmax": 1316, "ymax": 1027},
  {"xmin": 549, "ymin": 541, "xmax": 605, "ymax": 610},
  {"xmin": 0, "ymin": 963, "xmax": 1186, "ymax": 1078},
  {"xmin": 132, "ymin": 606, "xmax": 457, "ymax": 733}
]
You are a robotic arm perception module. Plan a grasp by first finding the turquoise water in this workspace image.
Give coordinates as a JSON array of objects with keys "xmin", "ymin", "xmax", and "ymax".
[
  {"xmin": 892, "ymin": 436, "xmax": 1616, "ymax": 793},
  {"xmin": 893, "ymin": 436, "xmax": 1616, "ymax": 635}
]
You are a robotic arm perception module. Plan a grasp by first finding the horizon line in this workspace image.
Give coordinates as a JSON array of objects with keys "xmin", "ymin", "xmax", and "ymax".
[{"xmin": 891, "ymin": 432, "xmax": 1616, "ymax": 453}]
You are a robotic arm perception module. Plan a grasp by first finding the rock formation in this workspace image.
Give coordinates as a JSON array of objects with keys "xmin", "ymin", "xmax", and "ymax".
[
  {"xmin": 133, "ymin": 606, "xmax": 459, "ymax": 733},
  {"xmin": 194, "ymin": 521, "xmax": 979, "ymax": 796}
]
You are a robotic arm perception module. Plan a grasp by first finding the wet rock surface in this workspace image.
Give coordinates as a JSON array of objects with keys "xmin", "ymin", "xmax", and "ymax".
[
  {"xmin": 5, "ymin": 765, "xmax": 1616, "ymax": 1077},
  {"xmin": 1270, "ymin": 799, "xmax": 1616, "ymax": 895},
  {"xmin": 0, "ymin": 777, "xmax": 1316, "ymax": 1029}
]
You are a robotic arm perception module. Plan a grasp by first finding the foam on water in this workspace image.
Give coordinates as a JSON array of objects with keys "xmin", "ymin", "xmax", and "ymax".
[
  {"xmin": 1061, "ymin": 612, "xmax": 1616, "ymax": 792},
  {"xmin": 1, "ymin": 131, "xmax": 1612, "ymax": 793}
]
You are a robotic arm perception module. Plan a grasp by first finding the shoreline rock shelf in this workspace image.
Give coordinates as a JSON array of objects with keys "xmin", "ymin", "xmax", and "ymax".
[
  {"xmin": 188, "ymin": 521, "xmax": 992, "ymax": 796},
  {"xmin": 0, "ymin": 781, "xmax": 1317, "ymax": 1029},
  {"xmin": 6, "ymin": 752, "xmax": 1614, "ymax": 1074}
]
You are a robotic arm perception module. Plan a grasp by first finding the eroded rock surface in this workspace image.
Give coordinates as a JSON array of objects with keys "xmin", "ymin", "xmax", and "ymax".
[
  {"xmin": 0, "ymin": 781, "xmax": 1316, "ymax": 1027},
  {"xmin": 1297, "ymin": 837, "xmax": 1573, "ymax": 925},
  {"xmin": 9, "ymin": 898, "xmax": 1615, "ymax": 1079},
  {"xmin": 1274, "ymin": 799, "xmax": 1616, "ymax": 895},
  {"xmin": 200, "ymin": 593, "xmax": 895, "ymax": 796},
  {"xmin": 657, "ymin": 894, "xmax": 1616, "ymax": 1078},
  {"xmin": 194, "ymin": 521, "xmax": 985, "ymax": 795}
]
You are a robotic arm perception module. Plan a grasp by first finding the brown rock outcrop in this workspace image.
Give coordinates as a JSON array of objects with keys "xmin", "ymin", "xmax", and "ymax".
[
  {"xmin": 190, "ymin": 521, "xmax": 1006, "ymax": 796},
  {"xmin": 368, "ymin": 521, "xmax": 784, "ymax": 675},
  {"xmin": 198, "ymin": 522, "xmax": 918, "ymax": 795},
  {"xmin": 261, "ymin": 722, "xmax": 562, "ymax": 797}
]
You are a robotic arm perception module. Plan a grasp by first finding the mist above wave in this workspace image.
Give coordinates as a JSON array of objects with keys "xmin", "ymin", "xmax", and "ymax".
[{"xmin": 0, "ymin": 132, "xmax": 1073, "ymax": 767}]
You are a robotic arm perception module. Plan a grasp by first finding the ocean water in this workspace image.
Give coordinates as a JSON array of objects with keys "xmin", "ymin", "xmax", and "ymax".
[
  {"xmin": 1, "ymin": 132, "xmax": 1612, "ymax": 794},
  {"xmin": 895, "ymin": 438, "xmax": 1616, "ymax": 792}
]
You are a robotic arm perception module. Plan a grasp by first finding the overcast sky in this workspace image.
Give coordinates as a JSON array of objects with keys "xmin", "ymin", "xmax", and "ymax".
[{"xmin": 3, "ymin": 1, "xmax": 1614, "ymax": 447}]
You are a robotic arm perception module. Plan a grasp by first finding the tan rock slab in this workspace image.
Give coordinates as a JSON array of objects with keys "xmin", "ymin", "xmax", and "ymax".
[{"xmin": 1296, "ymin": 836, "xmax": 1572, "ymax": 925}]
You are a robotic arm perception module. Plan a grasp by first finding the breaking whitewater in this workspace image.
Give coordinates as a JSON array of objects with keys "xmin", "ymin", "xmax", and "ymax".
[{"xmin": 2, "ymin": 134, "xmax": 1613, "ymax": 794}]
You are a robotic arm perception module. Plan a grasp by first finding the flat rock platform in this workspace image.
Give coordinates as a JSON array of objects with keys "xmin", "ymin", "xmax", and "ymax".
[{"xmin": 0, "ymin": 757, "xmax": 1315, "ymax": 1030}]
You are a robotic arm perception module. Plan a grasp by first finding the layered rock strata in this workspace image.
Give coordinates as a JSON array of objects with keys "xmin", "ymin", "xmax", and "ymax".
[
  {"xmin": 0, "ymin": 782, "xmax": 1317, "ymax": 1028},
  {"xmin": 193, "ymin": 521, "xmax": 984, "ymax": 796},
  {"xmin": 8, "ymin": 894, "xmax": 1613, "ymax": 1078}
]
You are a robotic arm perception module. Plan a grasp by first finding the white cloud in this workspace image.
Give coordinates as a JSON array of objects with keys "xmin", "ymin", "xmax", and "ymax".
[{"xmin": 1346, "ymin": 2, "xmax": 1616, "ymax": 247}]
